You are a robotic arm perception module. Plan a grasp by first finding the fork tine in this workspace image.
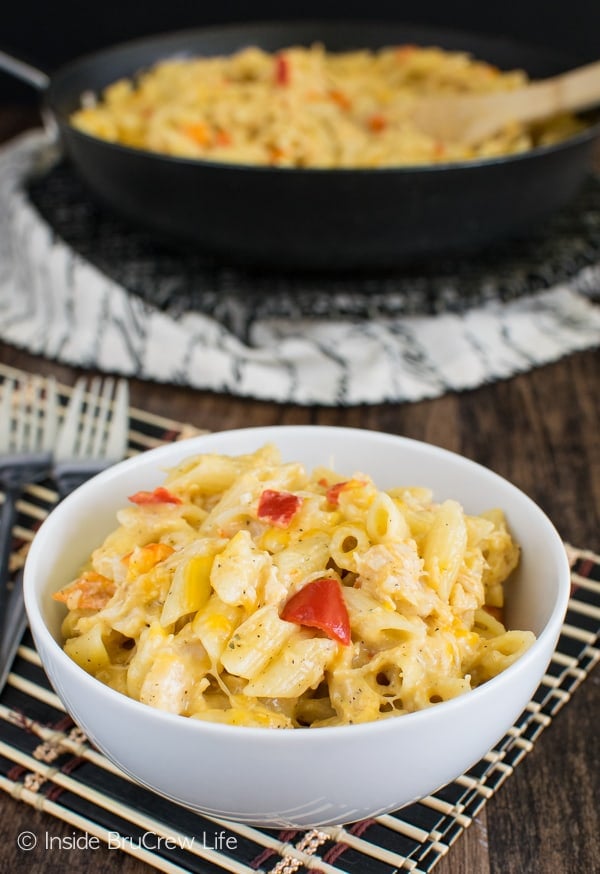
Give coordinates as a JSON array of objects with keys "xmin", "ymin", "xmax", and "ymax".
[
  {"xmin": 24, "ymin": 379, "xmax": 36, "ymax": 452},
  {"xmin": 25, "ymin": 377, "xmax": 43, "ymax": 452},
  {"xmin": 0, "ymin": 380, "xmax": 14, "ymax": 452},
  {"xmin": 105, "ymin": 379, "xmax": 130, "ymax": 461},
  {"xmin": 41, "ymin": 376, "xmax": 58, "ymax": 453},
  {"xmin": 55, "ymin": 377, "xmax": 87, "ymax": 461},
  {"xmin": 77, "ymin": 377, "xmax": 102, "ymax": 458},
  {"xmin": 90, "ymin": 378, "xmax": 115, "ymax": 457},
  {"xmin": 13, "ymin": 382, "xmax": 27, "ymax": 452}
]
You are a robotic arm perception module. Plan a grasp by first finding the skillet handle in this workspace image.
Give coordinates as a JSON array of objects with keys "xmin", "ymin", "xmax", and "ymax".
[{"xmin": 0, "ymin": 49, "xmax": 50, "ymax": 91}]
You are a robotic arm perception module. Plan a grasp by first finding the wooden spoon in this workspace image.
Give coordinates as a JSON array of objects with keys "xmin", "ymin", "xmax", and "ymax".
[{"xmin": 411, "ymin": 59, "xmax": 600, "ymax": 146}]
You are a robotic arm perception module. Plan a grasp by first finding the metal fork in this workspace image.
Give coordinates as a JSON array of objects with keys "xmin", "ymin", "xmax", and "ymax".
[
  {"xmin": 53, "ymin": 376, "xmax": 130, "ymax": 499},
  {"xmin": 0, "ymin": 376, "xmax": 58, "ymax": 620},
  {"xmin": 0, "ymin": 375, "xmax": 130, "ymax": 692}
]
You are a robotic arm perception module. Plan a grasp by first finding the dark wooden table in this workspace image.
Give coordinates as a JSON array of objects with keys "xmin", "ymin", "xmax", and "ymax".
[{"xmin": 0, "ymin": 107, "xmax": 599, "ymax": 874}]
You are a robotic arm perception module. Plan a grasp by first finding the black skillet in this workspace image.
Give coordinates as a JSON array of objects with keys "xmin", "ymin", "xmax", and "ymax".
[{"xmin": 2, "ymin": 20, "xmax": 599, "ymax": 270}]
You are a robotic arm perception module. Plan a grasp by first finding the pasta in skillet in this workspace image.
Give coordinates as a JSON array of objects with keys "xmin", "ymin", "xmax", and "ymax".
[
  {"xmin": 54, "ymin": 444, "xmax": 535, "ymax": 727},
  {"xmin": 70, "ymin": 44, "xmax": 583, "ymax": 168}
]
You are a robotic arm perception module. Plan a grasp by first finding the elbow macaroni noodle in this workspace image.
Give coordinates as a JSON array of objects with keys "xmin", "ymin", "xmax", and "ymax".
[{"xmin": 55, "ymin": 444, "xmax": 535, "ymax": 728}]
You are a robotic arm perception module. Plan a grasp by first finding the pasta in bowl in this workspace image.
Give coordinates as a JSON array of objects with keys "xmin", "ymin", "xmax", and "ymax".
[
  {"xmin": 53, "ymin": 443, "xmax": 533, "ymax": 727},
  {"xmin": 24, "ymin": 426, "xmax": 570, "ymax": 826}
]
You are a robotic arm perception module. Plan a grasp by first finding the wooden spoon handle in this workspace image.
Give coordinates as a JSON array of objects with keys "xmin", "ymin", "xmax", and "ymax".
[
  {"xmin": 413, "ymin": 59, "xmax": 600, "ymax": 145},
  {"xmin": 512, "ymin": 59, "xmax": 600, "ymax": 122}
]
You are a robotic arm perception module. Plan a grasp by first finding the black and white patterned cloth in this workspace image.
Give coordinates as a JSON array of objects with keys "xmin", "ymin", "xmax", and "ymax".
[{"xmin": 1, "ymin": 129, "xmax": 600, "ymax": 405}]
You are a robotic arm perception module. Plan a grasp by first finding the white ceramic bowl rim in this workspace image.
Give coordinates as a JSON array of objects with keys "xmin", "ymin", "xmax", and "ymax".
[{"xmin": 24, "ymin": 425, "xmax": 571, "ymax": 743}]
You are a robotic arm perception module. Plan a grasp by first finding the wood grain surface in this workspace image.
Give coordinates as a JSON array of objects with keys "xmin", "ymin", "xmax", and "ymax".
[{"xmin": 0, "ymin": 107, "xmax": 599, "ymax": 874}]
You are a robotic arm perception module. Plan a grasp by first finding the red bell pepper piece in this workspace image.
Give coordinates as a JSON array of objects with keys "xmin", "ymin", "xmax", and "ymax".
[
  {"xmin": 275, "ymin": 54, "xmax": 290, "ymax": 86},
  {"xmin": 324, "ymin": 480, "xmax": 351, "ymax": 506},
  {"xmin": 367, "ymin": 113, "xmax": 387, "ymax": 132},
  {"xmin": 280, "ymin": 577, "xmax": 351, "ymax": 645},
  {"xmin": 257, "ymin": 489, "xmax": 302, "ymax": 527},
  {"xmin": 321, "ymin": 478, "xmax": 366, "ymax": 506},
  {"xmin": 128, "ymin": 486, "xmax": 182, "ymax": 505}
]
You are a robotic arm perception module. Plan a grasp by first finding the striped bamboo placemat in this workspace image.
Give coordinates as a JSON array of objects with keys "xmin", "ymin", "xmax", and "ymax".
[{"xmin": 1, "ymin": 363, "xmax": 599, "ymax": 874}]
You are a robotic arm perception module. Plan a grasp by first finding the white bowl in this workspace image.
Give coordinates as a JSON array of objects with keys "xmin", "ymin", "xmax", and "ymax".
[{"xmin": 24, "ymin": 426, "xmax": 570, "ymax": 827}]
